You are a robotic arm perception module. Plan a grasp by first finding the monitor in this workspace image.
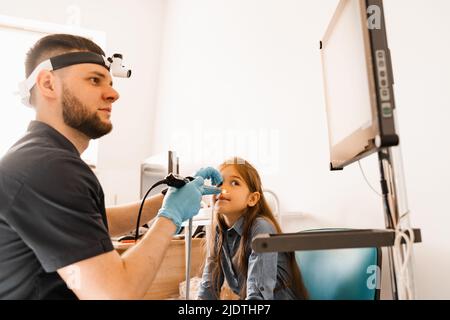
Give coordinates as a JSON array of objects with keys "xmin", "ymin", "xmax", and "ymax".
[{"xmin": 321, "ymin": 0, "xmax": 399, "ymax": 170}]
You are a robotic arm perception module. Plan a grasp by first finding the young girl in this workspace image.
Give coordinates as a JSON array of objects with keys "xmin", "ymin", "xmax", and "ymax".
[{"xmin": 198, "ymin": 157, "xmax": 308, "ymax": 300}]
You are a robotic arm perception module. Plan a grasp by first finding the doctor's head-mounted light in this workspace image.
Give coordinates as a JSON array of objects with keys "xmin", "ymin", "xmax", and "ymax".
[{"xmin": 18, "ymin": 51, "xmax": 132, "ymax": 107}]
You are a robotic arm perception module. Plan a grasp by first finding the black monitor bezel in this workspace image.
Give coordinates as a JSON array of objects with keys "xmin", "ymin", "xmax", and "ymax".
[{"xmin": 321, "ymin": 0, "xmax": 399, "ymax": 171}]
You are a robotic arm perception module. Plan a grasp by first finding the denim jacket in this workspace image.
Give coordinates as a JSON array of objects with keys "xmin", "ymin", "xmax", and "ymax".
[{"xmin": 198, "ymin": 216, "xmax": 298, "ymax": 300}]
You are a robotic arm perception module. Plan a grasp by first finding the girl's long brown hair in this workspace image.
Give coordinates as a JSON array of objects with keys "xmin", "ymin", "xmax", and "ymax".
[{"xmin": 208, "ymin": 157, "xmax": 308, "ymax": 299}]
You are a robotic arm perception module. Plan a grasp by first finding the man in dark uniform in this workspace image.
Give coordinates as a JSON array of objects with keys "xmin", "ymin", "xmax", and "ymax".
[{"xmin": 0, "ymin": 34, "xmax": 222, "ymax": 299}]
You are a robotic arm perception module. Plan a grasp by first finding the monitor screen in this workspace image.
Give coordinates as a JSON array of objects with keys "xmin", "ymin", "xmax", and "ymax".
[{"xmin": 321, "ymin": 0, "xmax": 399, "ymax": 170}]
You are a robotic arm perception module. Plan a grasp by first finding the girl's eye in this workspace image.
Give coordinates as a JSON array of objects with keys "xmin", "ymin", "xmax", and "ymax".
[{"xmin": 231, "ymin": 180, "xmax": 239, "ymax": 186}]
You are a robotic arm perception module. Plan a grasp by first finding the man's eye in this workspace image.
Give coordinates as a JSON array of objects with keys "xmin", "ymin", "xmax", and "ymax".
[{"xmin": 90, "ymin": 77, "xmax": 100, "ymax": 85}]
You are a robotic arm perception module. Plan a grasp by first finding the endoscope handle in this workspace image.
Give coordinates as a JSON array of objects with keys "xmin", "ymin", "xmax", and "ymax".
[{"xmin": 165, "ymin": 173, "xmax": 195, "ymax": 188}]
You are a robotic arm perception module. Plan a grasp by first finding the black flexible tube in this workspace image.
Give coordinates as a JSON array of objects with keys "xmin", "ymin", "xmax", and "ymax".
[{"xmin": 134, "ymin": 180, "xmax": 167, "ymax": 241}]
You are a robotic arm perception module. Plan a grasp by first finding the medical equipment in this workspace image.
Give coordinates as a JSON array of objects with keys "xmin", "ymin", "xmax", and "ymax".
[
  {"xmin": 136, "ymin": 171, "xmax": 197, "ymax": 300},
  {"xmin": 134, "ymin": 173, "xmax": 195, "ymax": 242},
  {"xmin": 136, "ymin": 169, "xmax": 220, "ymax": 300},
  {"xmin": 18, "ymin": 51, "xmax": 132, "ymax": 107},
  {"xmin": 107, "ymin": 54, "xmax": 131, "ymax": 78},
  {"xmin": 252, "ymin": 0, "xmax": 422, "ymax": 300},
  {"xmin": 320, "ymin": 0, "xmax": 419, "ymax": 300}
]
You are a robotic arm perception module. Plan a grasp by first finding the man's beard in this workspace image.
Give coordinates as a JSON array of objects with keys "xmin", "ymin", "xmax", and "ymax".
[{"xmin": 62, "ymin": 87, "xmax": 112, "ymax": 139}]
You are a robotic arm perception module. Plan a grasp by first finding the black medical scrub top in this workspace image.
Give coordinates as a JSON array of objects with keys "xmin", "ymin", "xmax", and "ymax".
[{"xmin": 0, "ymin": 121, "xmax": 114, "ymax": 299}]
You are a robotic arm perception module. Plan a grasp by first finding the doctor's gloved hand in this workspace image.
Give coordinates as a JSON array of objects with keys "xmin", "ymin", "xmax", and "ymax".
[
  {"xmin": 193, "ymin": 167, "xmax": 223, "ymax": 196},
  {"xmin": 194, "ymin": 167, "xmax": 223, "ymax": 186},
  {"xmin": 157, "ymin": 177, "xmax": 220, "ymax": 233}
]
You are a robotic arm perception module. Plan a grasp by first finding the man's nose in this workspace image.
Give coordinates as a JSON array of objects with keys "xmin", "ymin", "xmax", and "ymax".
[{"xmin": 103, "ymin": 86, "xmax": 120, "ymax": 103}]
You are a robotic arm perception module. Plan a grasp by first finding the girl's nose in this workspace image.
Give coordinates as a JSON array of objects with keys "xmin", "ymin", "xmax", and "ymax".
[{"xmin": 216, "ymin": 188, "xmax": 227, "ymax": 201}]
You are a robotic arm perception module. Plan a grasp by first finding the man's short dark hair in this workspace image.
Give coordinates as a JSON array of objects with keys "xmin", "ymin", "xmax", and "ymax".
[{"xmin": 25, "ymin": 33, "xmax": 105, "ymax": 78}]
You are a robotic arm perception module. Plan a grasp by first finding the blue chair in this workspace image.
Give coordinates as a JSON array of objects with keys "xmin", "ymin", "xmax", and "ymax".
[{"xmin": 295, "ymin": 230, "xmax": 382, "ymax": 300}]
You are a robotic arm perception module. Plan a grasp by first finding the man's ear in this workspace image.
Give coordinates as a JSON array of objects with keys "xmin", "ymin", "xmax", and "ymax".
[
  {"xmin": 247, "ymin": 192, "xmax": 261, "ymax": 207},
  {"xmin": 35, "ymin": 70, "xmax": 58, "ymax": 100}
]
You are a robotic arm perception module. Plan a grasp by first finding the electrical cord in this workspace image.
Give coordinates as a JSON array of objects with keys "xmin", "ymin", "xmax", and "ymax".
[
  {"xmin": 361, "ymin": 155, "xmax": 415, "ymax": 299},
  {"xmin": 382, "ymin": 158, "xmax": 415, "ymax": 300},
  {"xmin": 135, "ymin": 180, "xmax": 167, "ymax": 241},
  {"xmin": 359, "ymin": 159, "xmax": 395, "ymax": 229},
  {"xmin": 379, "ymin": 157, "xmax": 397, "ymax": 230},
  {"xmin": 358, "ymin": 161, "xmax": 382, "ymax": 197},
  {"xmin": 393, "ymin": 210, "xmax": 415, "ymax": 300},
  {"xmin": 358, "ymin": 156, "xmax": 414, "ymax": 299}
]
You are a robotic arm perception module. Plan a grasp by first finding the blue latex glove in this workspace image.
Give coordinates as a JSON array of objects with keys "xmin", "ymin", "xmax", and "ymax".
[
  {"xmin": 157, "ymin": 177, "xmax": 221, "ymax": 233},
  {"xmin": 194, "ymin": 167, "xmax": 223, "ymax": 186}
]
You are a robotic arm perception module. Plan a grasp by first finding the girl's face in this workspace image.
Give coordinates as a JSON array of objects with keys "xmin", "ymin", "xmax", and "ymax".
[{"xmin": 213, "ymin": 165, "xmax": 260, "ymax": 218}]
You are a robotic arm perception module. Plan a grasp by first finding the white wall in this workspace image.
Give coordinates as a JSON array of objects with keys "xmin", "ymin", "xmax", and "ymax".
[
  {"xmin": 151, "ymin": 0, "xmax": 385, "ymax": 228},
  {"xmin": 151, "ymin": 0, "xmax": 450, "ymax": 299},
  {"xmin": 0, "ymin": 0, "xmax": 165, "ymax": 205}
]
